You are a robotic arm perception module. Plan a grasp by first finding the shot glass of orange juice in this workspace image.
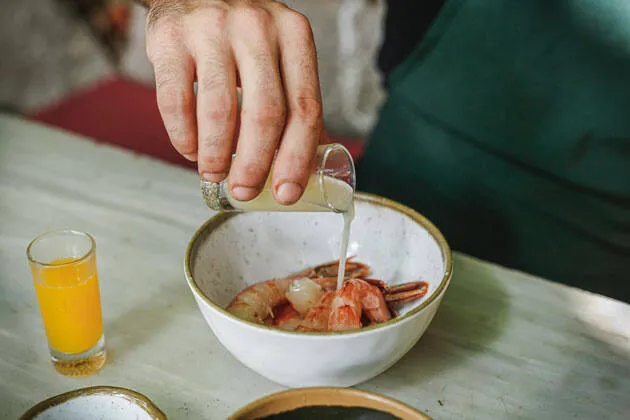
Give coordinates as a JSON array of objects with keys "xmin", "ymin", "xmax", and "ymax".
[{"xmin": 26, "ymin": 229, "xmax": 106, "ymax": 376}]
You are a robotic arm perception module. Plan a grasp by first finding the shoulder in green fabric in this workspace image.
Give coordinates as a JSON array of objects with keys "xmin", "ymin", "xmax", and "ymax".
[{"xmin": 384, "ymin": 0, "xmax": 630, "ymax": 197}]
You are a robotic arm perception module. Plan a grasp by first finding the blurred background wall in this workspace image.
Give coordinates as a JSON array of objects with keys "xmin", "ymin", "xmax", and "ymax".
[{"xmin": 0, "ymin": 0, "xmax": 116, "ymax": 113}]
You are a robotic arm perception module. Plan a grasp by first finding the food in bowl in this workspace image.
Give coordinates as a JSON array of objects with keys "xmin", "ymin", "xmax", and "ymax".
[
  {"xmin": 186, "ymin": 193, "xmax": 452, "ymax": 387},
  {"xmin": 226, "ymin": 258, "xmax": 429, "ymax": 332}
]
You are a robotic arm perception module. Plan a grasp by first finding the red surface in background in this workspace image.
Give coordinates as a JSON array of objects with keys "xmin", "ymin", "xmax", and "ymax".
[{"xmin": 29, "ymin": 76, "xmax": 364, "ymax": 172}]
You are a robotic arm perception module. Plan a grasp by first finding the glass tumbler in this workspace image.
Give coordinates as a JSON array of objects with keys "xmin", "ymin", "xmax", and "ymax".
[
  {"xmin": 201, "ymin": 143, "xmax": 356, "ymax": 212},
  {"xmin": 26, "ymin": 229, "xmax": 106, "ymax": 376}
]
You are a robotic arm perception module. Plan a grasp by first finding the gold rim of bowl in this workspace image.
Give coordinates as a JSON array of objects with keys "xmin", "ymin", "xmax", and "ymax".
[
  {"xmin": 228, "ymin": 387, "xmax": 431, "ymax": 419},
  {"xmin": 184, "ymin": 191, "xmax": 453, "ymax": 337},
  {"xmin": 19, "ymin": 386, "xmax": 167, "ymax": 420}
]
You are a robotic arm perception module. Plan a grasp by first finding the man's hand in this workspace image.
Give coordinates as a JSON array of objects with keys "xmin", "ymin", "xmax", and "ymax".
[{"xmin": 144, "ymin": 0, "xmax": 324, "ymax": 205}]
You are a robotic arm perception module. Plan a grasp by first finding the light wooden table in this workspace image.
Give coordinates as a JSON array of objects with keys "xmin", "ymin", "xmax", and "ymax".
[{"xmin": 1, "ymin": 114, "xmax": 628, "ymax": 419}]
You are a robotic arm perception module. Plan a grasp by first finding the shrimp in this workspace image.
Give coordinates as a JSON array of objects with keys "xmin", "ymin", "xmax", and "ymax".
[
  {"xmin": 296, "ymin": 291, "xmax": 336, "ymax": 332},
  {"xmin": 226, "ymin": 258, "xmax": 430, "ymax": 332},
  {"xmin": 302, "ymin": 279, "xmax": 430, "ymax": 332},
  {"xmin": 226, "ymin": 259, "xmax": 370, "ymax": 325},
  {"xmin": 273, "ymin": 303, "xmax": 303, "ymax": 331},
  {"xmin": 285, "ymin": 257, "xmax": 370, "ymax": 284},
  {"xmin": 363, "ymin": 279, "xmax": 430, "ymax": 317},
  {"xmin": 226, "ymin": 276, "xmax": 292, "ymax": 324},
  {"xmin": 328, "ymin": 278, "xmax": 391, "ymax": 331}
]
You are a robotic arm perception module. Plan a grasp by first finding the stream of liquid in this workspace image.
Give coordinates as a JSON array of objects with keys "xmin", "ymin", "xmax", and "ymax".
[
  {"xmin": 224, "ymin": 173, "xmax": 355, "ymax": 290},
  {"xmin": 336, "ymin": 202, "xmax": 355, "ymax": 290}
]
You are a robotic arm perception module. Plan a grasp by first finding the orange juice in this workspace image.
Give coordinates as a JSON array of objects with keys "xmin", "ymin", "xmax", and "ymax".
[{"xmin": 31, "ymin": 256, "xmax": 103, "ymax": 354}]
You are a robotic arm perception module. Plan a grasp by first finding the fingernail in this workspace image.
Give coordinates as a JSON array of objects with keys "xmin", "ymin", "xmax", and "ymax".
[
  {"xmin": 183, "ymin": 153, "xmax": 197, "ymax": 162},
  {"xmin": 231, "ymin": 186, "xmax": 259, "ymax": 201},
  {"xmin": 201, "ymin": 172, "xmax": 227, "ymax": 183},
  {"xmin": 275, "ymin": 182, "xmax": 302, "ymax": 205}
]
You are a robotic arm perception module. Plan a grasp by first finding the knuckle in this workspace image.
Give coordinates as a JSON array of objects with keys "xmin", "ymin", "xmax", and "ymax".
[
  {"xmin": 149, "ymin": 13, "xmax": 180, "ymax": 33},
  {"xmin": 146, "ymin": 2, "xmax": 171, "ymax": 30},
  {"xmin": 283, "ymin": 11, "xmax": 314, "ymax": 40},
  {"xmin": 204, "ymin": 94, "xmax": 236, "ymax": 123},
  {"xmin": 146, "ymin": 16, "xmax": 182, "ymax": 60},
  {"xmin": 185, "ymin": 5, "xmax": 228, "ymax": 38},
  {"xmin": 292, "ymin": 92, "xmax": 323, "ymax": 127},
  {"xmin": 205, "ymin": 4, "xmax": 229, "ymax": 26},
  {"xmin": 199, "ymin": 133, "xmax": 223, "ymax": 150},
  {"xmin": 247, "ymin": 102, "xmax": 286, "ymax": 128},
  {"xmin": 233, "ymin": 6, "xmax": 272, "ymax": 31}
]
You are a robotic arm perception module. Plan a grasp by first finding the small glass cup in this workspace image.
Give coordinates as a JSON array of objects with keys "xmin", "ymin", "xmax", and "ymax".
[
  {"xmin": 201, "ymin": 143, "xmax": 356, "ymax": 212},
  {"xmin": 26, "ymin": 229, "xmax": 106, "ymax": 376}
]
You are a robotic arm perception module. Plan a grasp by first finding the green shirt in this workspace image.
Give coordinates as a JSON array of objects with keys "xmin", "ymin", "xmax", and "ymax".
[{"xmin": 357, "ymin": 0, "xmax": 630, "ymax": 302}]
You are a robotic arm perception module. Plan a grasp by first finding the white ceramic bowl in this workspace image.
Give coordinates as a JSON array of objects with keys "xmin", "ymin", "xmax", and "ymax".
[{"xmin": 185, "ymin": 193, "xmax": 452, "ymax": 388}]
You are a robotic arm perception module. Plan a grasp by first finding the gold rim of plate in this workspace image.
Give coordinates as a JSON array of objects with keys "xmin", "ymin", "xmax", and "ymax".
[
  {"xmin": 228, "ymin": 387, "xmax": 431, "ymax": 419},
  {"xmin": 20, "ymin": 386, "xmax": 167, "ymax": 420},
  {"xmin": 185, "ymin": 191, "xmax": 454, "ymax": 337}
]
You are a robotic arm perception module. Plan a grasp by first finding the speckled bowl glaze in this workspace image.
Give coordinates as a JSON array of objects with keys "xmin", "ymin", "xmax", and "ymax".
[
  {"xmin": 185, "ymin": 193, "xmax": 452, "ymax": 388},
  {"xmin": 20, "ymin": 386, "xmax": 166, "ymax": 420}
]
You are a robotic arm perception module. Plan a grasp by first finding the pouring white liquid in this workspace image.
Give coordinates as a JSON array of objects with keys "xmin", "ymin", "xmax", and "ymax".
[
  {"xmin": 226, "ymin": 174, "xmax": 355, "ymax": 290},
  {"xmin": 336, "ymin": 202, "xmax": 355, "ymax": 290}
]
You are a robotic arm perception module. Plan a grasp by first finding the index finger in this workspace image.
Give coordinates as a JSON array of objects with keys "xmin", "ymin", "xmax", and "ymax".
[
  {"xmin": 271, "ymin": 10, "xmax": 323, "ymax": 205},
  {"xmin": 227, "ymin": 8, "xmax": 287, "ymax": 201}
]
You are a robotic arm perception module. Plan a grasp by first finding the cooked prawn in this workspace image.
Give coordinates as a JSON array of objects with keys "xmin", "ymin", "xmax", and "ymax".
[
  {"xmin": 328, "ymin": 278, "xmax": 391, "ymax": 331},
  {"xmin": 225, "ymin": 259, "xmax": 370, "ymax": 325},
  {"xmin": 287, "ymin": 257, "xmax": 370, "ymax": 281},
  {"xmin": 225, "ymin": 259, "xmax": 430, "ymax": 332},
  {"xmin": 273, "ymin": 303, "xmax": 303, "ymax": 331},
  {"xmin": 296, "ymin": 291, "xmax": 336, "ymax": 332}
]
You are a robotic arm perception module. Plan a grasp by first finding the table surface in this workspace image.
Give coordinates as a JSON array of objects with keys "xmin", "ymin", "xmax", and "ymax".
[{"xmin": 1, "ymin": 114, "xmax": 628, "ymax": 419}]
